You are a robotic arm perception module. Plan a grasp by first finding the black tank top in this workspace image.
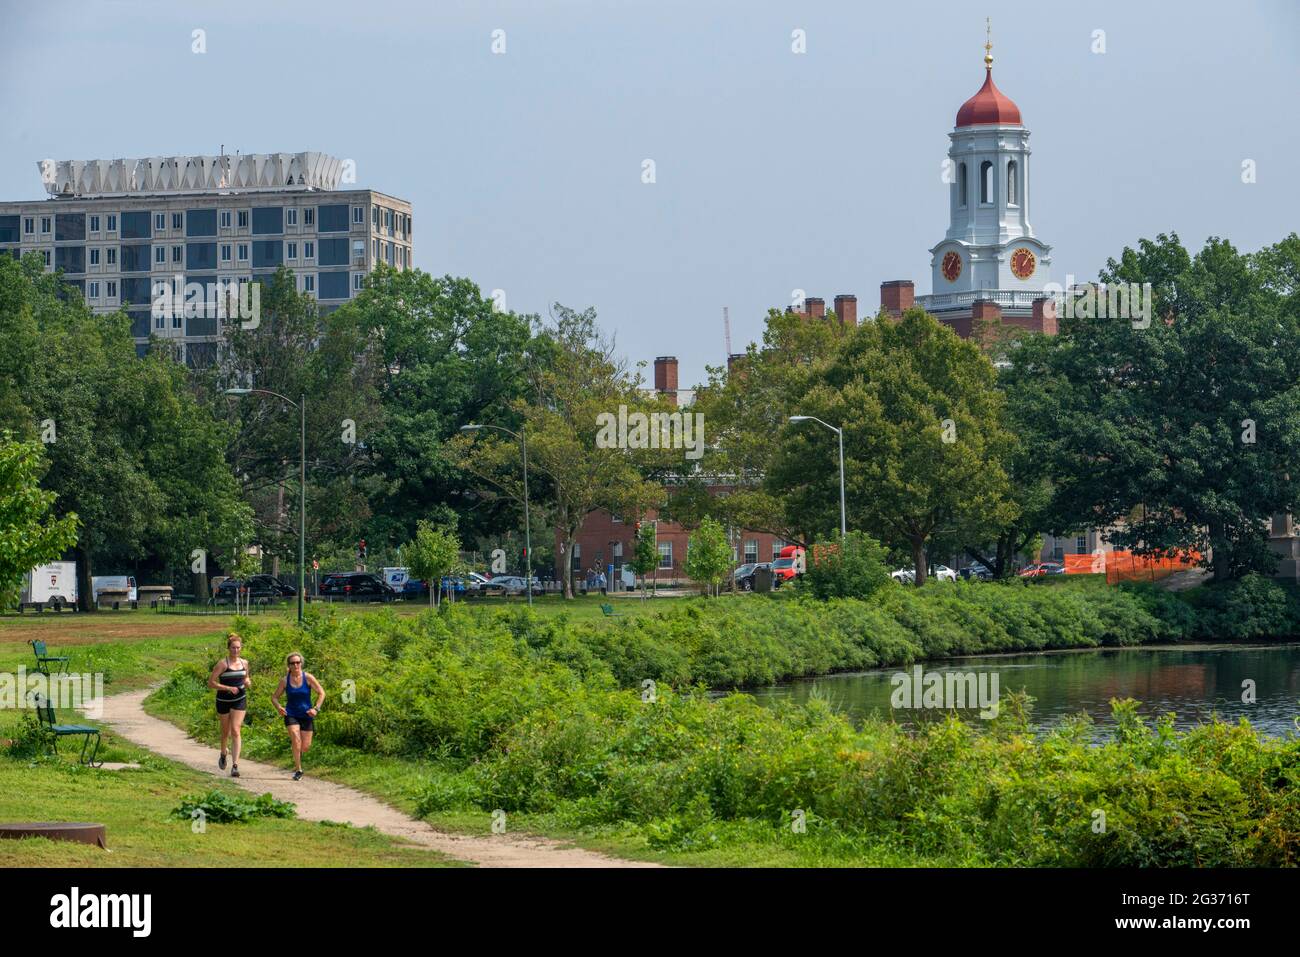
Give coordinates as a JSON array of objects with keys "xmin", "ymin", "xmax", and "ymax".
[{"xmin": 219, "ymin": 660, "xmax": 247, "ymax": 698}]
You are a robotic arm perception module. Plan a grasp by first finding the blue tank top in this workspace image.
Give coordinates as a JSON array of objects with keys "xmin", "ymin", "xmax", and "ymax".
[{"xmin": 285, "ymin": 672, "xmax": 313, "ymax": 717}]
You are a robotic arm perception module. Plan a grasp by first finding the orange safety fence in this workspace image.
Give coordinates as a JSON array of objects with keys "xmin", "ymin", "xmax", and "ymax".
[{"xmin": 1070, "ymin": 549, "xmax": 1204, "ymax": 585}]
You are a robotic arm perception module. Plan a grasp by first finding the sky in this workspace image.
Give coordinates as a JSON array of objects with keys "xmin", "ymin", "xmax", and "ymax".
[{"xmin": 2, "ymin": 0, "xmax": 1297, "ymax": 389}]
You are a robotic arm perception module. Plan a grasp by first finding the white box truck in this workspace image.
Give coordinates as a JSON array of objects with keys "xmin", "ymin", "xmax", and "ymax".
[
  {"xmin": 22, "ymin": 562, "xmax": 78, "ymax": 608},
  {"xmin": 91, "ymin": 575, "xmax": 138, "ymax": 603}
]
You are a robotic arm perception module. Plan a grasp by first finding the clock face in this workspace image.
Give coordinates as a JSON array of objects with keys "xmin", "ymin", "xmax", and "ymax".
[
  {"xmin": 1010, "ymin": 247, "xmax": 1036, "ymax": 279},
  {"xmin": 941, "ymin": 251, "xmax": 962, "ymax": 282}
]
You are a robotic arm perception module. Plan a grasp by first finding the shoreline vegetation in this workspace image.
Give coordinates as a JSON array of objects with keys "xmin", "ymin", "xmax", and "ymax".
[{"xmin": 140, "ymin": 577, "xmax": 1300, "ymax": 866}]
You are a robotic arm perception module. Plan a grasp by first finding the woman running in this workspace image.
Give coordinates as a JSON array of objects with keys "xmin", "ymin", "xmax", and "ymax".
[
  {"xmin": 208, "ymin": 633, "xmax": 250, "ymax": 778},
  {"xmin": 272, "ymin": 651, "xmax": 325, "ymax": 781}
]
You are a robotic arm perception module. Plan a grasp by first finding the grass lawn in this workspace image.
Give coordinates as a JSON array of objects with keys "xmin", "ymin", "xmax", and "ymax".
[{"xmin": 0, "ymin": 711, "xmax": 460, "ymax": 868}]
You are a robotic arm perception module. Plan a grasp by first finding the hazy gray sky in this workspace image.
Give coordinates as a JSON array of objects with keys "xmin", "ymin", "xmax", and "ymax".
[{"xmin": 3, "ymin": 0, "xmax": 1297, "ymax": 388}]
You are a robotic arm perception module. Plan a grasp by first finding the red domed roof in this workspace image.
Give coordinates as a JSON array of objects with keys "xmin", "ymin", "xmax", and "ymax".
[{"xmin": 955, "ymin": 69, "xmax": 1021, "ymax": 127}]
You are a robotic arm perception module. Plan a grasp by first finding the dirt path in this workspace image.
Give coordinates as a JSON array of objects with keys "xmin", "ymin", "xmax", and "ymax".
[{"xmin": 89, "ymin": 690, "xmax": 661, "ymax": 868}]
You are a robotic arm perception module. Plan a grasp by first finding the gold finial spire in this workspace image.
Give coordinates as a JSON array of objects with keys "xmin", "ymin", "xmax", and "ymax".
[{"xmin": 984, "ymin": 17, "xmax": 993, "ymax": 69}]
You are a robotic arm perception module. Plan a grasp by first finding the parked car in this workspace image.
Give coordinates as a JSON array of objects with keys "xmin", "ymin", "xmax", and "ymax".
[
  {"xmin": 891, "ymin": 568, "xmax": 915, "ymax": 584},
  {"xmin": 465, "ymin": 572, "xmax": 505, "ymax": 595},
  {"xmin": 960, "ymin": 562, "xmax": 993, "ymax": 581},
  {"xmin": 1019, "ymin": 562, "xmax": 1064, "ymax": 579},
  {"xmin": 492, "ymin": 575, "xmax": 542, "ymax": 596},
  {"xmin": 931, "ymin": 564, "xmax": 958, "ymax": 583},
  {"xmin": 91, "ymin": 574, "xmax": 138, "ymax": 603},
  {"xmin": 318, "ymin": 571, "xmax": 397, "ymax": 599},
  {"xmin": 734, "ymin": 562, "xmax": 772, "ymax": 591},
  {"xmin": 215, "ymin": 575, "xmax": 296, "ymax": 602}
]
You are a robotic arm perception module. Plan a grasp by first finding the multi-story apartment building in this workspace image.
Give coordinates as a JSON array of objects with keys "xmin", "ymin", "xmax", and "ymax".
[{"xmin": 0, "ymin": 151, "xmax": 412, "ymax": 365}]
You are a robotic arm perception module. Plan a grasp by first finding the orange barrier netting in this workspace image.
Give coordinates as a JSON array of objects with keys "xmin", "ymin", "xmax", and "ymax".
[{"xmin": 1059, "ymin": 550, "xmax": 1201, "ymax": 584}]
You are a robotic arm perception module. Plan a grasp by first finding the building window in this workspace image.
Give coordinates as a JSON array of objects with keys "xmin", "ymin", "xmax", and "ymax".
[
  {"xmin": 772, "ymin": 539, "xmax": 787, "ymax": 560},
  {"xmin": 352, "ymin": 206, "xmax": 364, "ymax": 224},
  {"xmin": 40, "ymin": 217, "xmax": 51, "ymax": 234},
  {"xmin": 23, "ymin": 217, "xmax": 34, "ymax": 235},
  {"xmin": 89, "ymin": 215, "xmax": 100, "ymax": 233},
  {"xmin": 154, "ymin": 246, "xmax": 166, "ymax": 264},
  {"xmin": 352, "ymin": 239, "xmax": 365, "ymax": 262},
  {"xmin": 106, "ymin": 248, "xmax": 117, "ymax": 265},
  {"xmin": 237, "ymin": 210, "xmax": 248, "ymax": 229},
  {"xmin": 570, "ymin": 542, "xmax": 582, "ymax": 573},
  {"xmin": 657, "ymin": 542, "xmax": 673, "ymax": 569},
  {"xmin": 220, "ymin": 210, "xmax": 232, "ymax": 229},
  {"xmin": 353, "ymin": 272, "xmax": 363, "ymax": 291},
  {"xmin": 1075, "ymin": 534, "xmax": 1087, "ymax": 554},
  {"xmin": 303, "ymin": 274, "xmax": 315, "ymax": 293},
  {"xmin": 171, "ymin": 213, "xmax": 183, "ymax": 230},
  {"xmin": 237, "ymin": 243, "xmax": 249, "ymax": 262},
  {"xmin": 286, "ymin": 208, "xmax": 298, "ymax": 227},
  {"xmin": 88, "ymin": 281, "xmax": 99, "ymax": 299},
  {"xmin": 980, "ymin": 160, "xmax": 993, "ymax": 204},
  {"xmin": 220, "ymin": 243, "xmax": 232, "ymax": 263},
  {"xmin": 156, "ymin": 313, "xmax": 165, "ymax": 330},
  {"xmin": 286, "ymin": 241, "xmax": 297, "ymax": 260},
  {"xmin": 107, "ymin": 280, "xmax": 117, "ymax": 297},
  {"xmin": 154, "ymin": 213, "xmax": 165, "ymax": 231},
  {"xmin": 744, "ymin": 540, "xmax": 758, "ymax": 564},
  {"xmin": 172, "ymin": 245, "xmax": 183, "ymax": 264},
  {"xmin": 372, "ymin": 238, "xmax": 379, "ymax": 257},
  {"xmin": 89, "ymin": 248, "xmax": 100, "ymax": 266},
  {"xmin": 303, "ymin": 207, "xmax": 314, "ymax": 226},
  {"xmin": 303, "ymin": 241, "xmax": 314, "ymax": 260},
  {"xmin": 372, "ymin": 205, "xmax": 379, "ymax": 227},
  {"xmin": 958, "ymin": 163, "xmax": 968, "ymax": 207},
  {"xmin": 1007, "ymin": 160, "xmax": 1018, "ymax": 206},
  {"xmin": 107, "ymin": 214, "xmax": 118, "ymax": 232}
]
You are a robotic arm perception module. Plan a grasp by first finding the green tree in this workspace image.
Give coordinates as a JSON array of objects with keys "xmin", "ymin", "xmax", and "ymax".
[
  {"xmin": 452, "ymin": 304, "xmax": 657, "ymax": 598},
  {"xmin": 0, "ymin": 433, "xmax": 80, "ymax": 608},
  {"xmin": 769, "ymin": 308, "xmax": 1018, "ymax": 585},
  {"xmin": 1012, "ymin": 233, "xmax": 1300, "ymax": 580},
  {"xmin": 684, "ymin": 516, "xmax": 733, "ymax": 597},
  {"xmin": 406, "ymin": 521, "xmax": 463, "ymax": 607},
  {"xmin": 630, "ymin": 519, "xmax": 659, "ymax": 597},
  {"xmin": 0, "ymin": 255, "xmax": 250, "ymax": 608}
]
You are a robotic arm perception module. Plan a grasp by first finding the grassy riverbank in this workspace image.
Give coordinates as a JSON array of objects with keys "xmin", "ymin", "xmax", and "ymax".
[{"xmin": 140, "ymin": 583, "xmax": 1300, "ymax": 866}]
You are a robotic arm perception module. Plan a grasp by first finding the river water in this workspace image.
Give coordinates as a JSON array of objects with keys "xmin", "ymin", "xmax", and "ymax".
[{"xmin": 743, "ymin": 643, "xmax": 1300, "ymax": 737}]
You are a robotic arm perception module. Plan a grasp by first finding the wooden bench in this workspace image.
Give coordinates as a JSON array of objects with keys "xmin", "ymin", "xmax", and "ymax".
[
  {"xmin": 32, "ymin": 693, "xmax": 102, "ymax": 767},
  {"xmin": 29, "ymin": 640, "xmax": 69, "ymax": 676}
]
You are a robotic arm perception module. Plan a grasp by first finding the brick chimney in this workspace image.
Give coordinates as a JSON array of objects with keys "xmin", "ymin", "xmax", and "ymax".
[
  {"xmin": 805, "ymin": 296, "xmax": 825, "ymax": 319},
  {"xmin": 971, "ymin": 298, "xmax": 1002, "ymax": 326},
  {"xmin": 726, "ymin": 353, "xmax": 747, "ymax": 376},
  {"xmin": 1031, "ymin": 296, "xmax": 1058, "ymax": 335},
  {"xmin": 880, "ymin": 280, "xmax": 914, "ymax": 317},
  {"xmin": 833, "ymin": 294, "xmax": 857, "ymax": 327},
  {"xmin": 654, "ymin": 356, "xmax": 679, "ymax": 406}
]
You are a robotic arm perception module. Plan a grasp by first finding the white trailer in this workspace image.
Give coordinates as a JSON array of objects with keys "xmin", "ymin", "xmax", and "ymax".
[{"xmin": 22, "ymin": 562, "xmax": 78, "ymax": 608}]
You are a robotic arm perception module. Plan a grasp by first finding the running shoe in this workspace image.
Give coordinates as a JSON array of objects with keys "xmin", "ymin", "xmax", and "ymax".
[
  {"xmin": 292, "ymin": 770, "xmax": 303, "ymax": 781},
  {"xmin": 219, "ymin": 752, "xmax": 227, "ymax": 770},
  {"xmin": 231, "ymin": 765, "xmax": 240, "ymax": 778}
]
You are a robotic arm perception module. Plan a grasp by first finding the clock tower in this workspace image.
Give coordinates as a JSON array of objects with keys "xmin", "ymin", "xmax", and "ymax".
[{"xmin": 915, "ymin": 31, "xmax": 1054, "ymax": 332}]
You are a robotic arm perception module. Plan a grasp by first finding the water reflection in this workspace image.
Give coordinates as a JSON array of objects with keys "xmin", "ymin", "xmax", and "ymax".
[{"xmin": 741, "ymin": 644, "xmax": 1300, "ymax": 737}]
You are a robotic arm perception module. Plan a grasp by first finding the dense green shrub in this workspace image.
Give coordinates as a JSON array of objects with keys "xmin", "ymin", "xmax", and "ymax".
[{"xmin": 799, "ymin": 532, "xmax": 892, "ymax": 601}]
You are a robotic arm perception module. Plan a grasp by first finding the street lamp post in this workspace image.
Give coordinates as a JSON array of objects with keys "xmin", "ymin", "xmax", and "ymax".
[
  {"xmin": 789, "ymin": 415, "xmax": 846, "ymax": 538},
  {"xmin": 460, "ymin": 423, "xmax": 532, "ymax": 607},
  {"xmin": 227, "ymin": 388, "xmax": 307, "ymax": 623}
]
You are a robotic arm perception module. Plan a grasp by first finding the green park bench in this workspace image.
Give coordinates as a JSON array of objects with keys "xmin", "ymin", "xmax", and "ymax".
[
  {"xmin": 29, "ymin": 640, "xmax": 69, "ymax": 676},
  {"xmin": 600, "ymin": 603, "xmax": 622, "ymax": 618},
  {"xmin": 31, "ymin": 693, "xmax": 102, "ymax": 767}
]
